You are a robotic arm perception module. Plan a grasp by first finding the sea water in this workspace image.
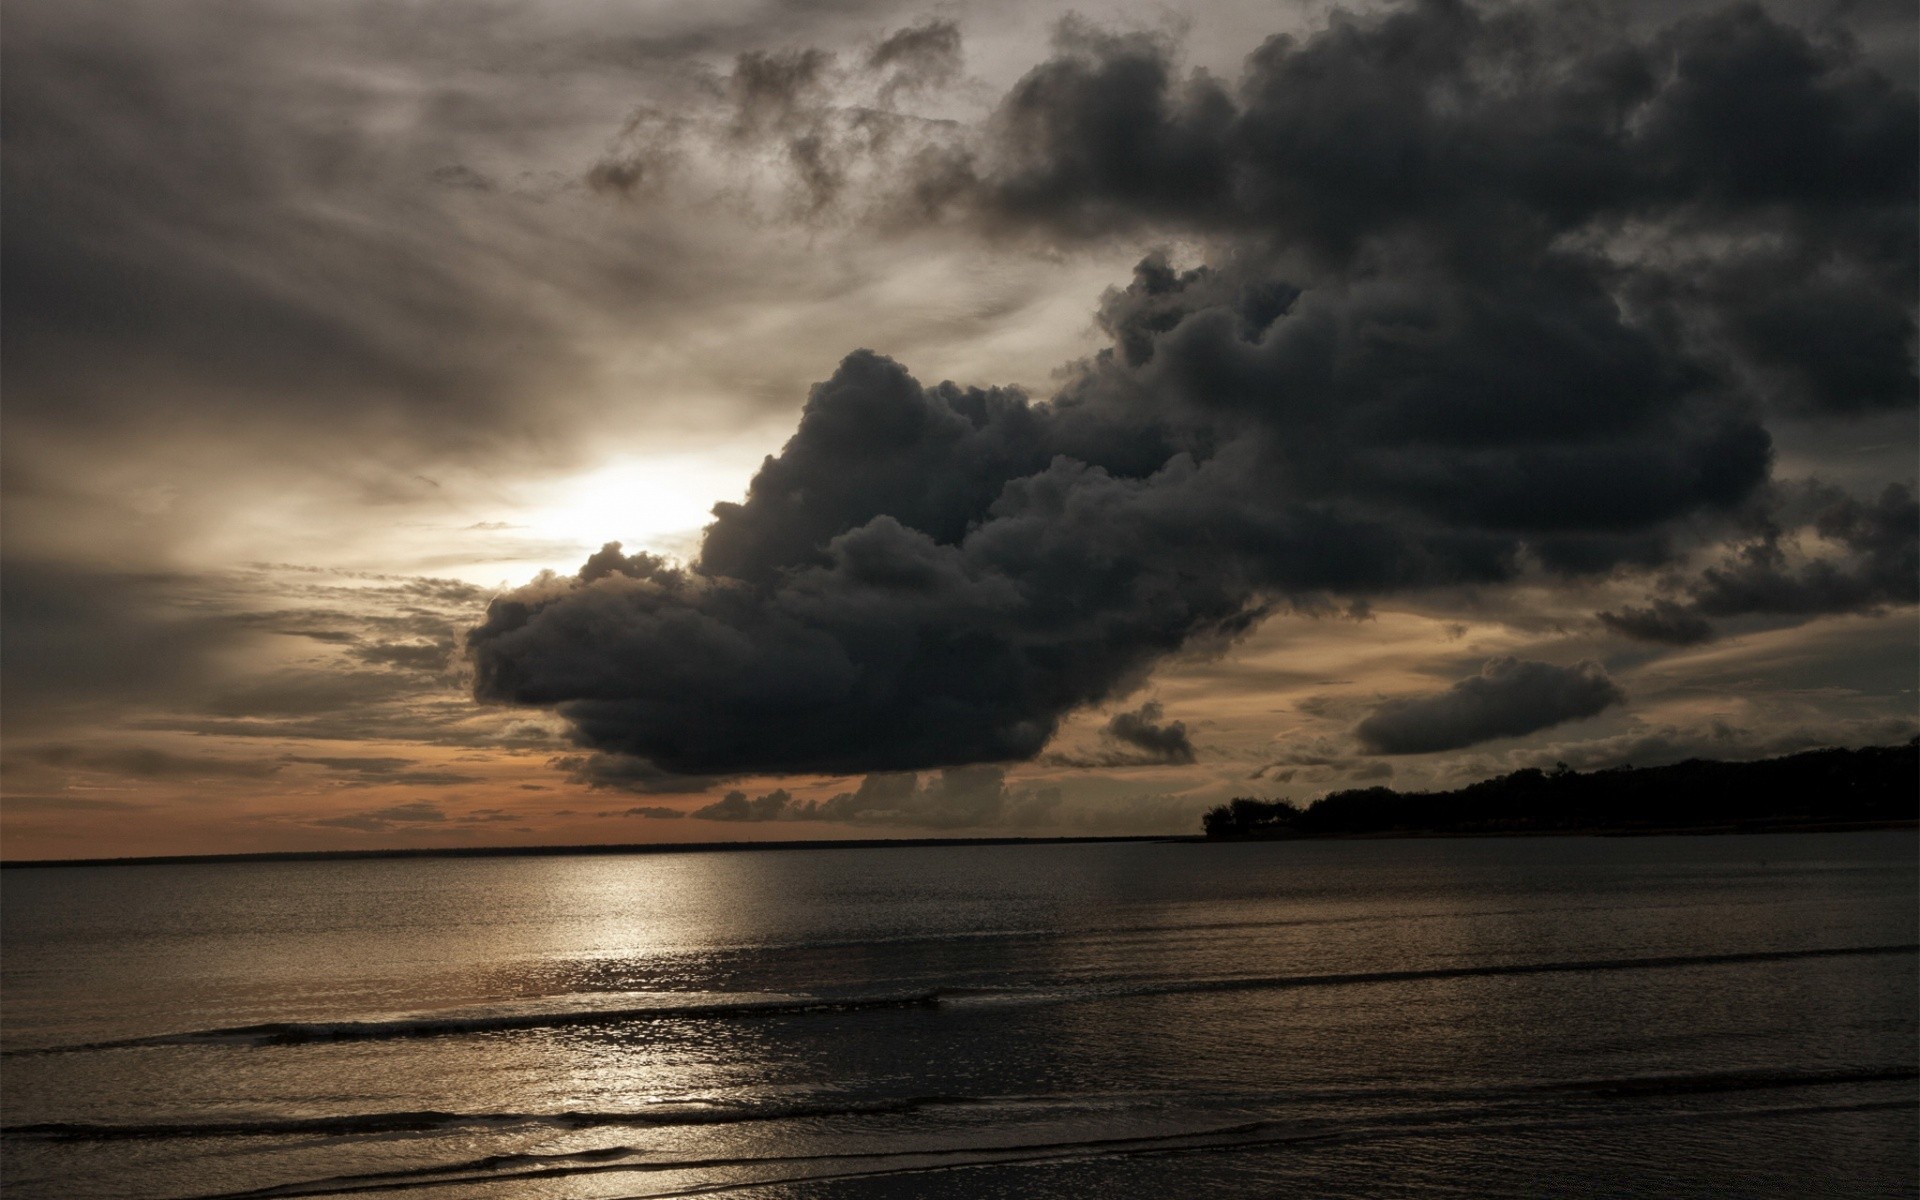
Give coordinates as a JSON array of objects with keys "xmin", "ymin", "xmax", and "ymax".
[{"xmin": 3, "ymin": 833, "xmax": 1915, "ymax": 1199}]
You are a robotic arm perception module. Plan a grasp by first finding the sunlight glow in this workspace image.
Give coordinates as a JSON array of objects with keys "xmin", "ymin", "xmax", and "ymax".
[{"xmin": 523, "ymin": 455, "xmax": 746, "ymax": 563}]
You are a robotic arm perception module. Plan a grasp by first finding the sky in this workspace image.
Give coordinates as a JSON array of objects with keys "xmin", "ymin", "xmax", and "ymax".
[{"xmin": 3, "ymin": 0, "xmax": 1915, "ymax": 859}]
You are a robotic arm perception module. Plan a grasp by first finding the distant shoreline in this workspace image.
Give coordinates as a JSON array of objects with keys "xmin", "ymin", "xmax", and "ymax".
[{"xmin": 4, "ymin": 821, "xmax": 1914, "ymax": 869}]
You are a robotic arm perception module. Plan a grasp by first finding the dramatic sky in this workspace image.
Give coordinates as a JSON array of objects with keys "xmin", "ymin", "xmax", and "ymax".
[{"xmin": 4, "ymin": 0, "xmax": 1915, "ymax": 858}]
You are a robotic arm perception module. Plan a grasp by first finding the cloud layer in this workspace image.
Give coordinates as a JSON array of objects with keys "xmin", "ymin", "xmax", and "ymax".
[
  {"xmin": 469, "ymin": 0, "xmax": 1914, "ymax": 781},
  {"xmin": 1354, "ymin": 658, "xmax": 1626, "ymax": 755}
]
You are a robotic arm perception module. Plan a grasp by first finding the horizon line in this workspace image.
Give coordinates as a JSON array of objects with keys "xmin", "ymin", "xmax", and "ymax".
[{"xmin": 0, "ymin": 833, "xmax": 1197, "ymax": 870}]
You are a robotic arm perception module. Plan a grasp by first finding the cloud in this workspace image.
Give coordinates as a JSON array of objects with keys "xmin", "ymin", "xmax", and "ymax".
[
  {"xmin": 1103, "ymin": 701, "xmax": 1196, "ymax": 762},
  {"xmin": 693, "ymin": 788, "xmax": 798, "ymax": 821},
  {"xmin": 689, "ymin": 765, "xmax": 1061, "ymax": 829},
  {"xmin": 1494, "ymin": 715, "xmax": 1920, "ymax": 775},
  {"xmin": 868, "ymin": 19, "xmax": 963, "ymax": 103},
  {"xmin": 311, "ymin": 800, "xmax": 519, "ymax": 833},
  {"xmin": 1598, "ymin": 600, "xmax": 1717, "ymax": 646},
  {"xmin": 1047, "ymin": 700, "xmax": 1197, "ymax": 766},
  {"xmin": 1354, "ymin": 658, "xmax": 1627, "ymax": 755},
  {"xmin": 1602, "ymin": 482, "xmax": 1920, "ymax": 642},
  {"xmin": 282, "ymin": 755, "xmax": 480, "ymax": 787},
  {"xmin": 470, "ymin": 2, "xmax": 1912, "ymax": 780},
  {"xmin": 313, "ymin": 801, "xmax": 450, "ymax": 832},
  {"xmin": 554, "ymin": 751, "xmax": 721, "ymax": 795},
  {"xmin": 912, "ymin": 3, "xmax": 1914, "ymax": 417},
  {"xmin": 18, "ymin": 744, "xmax": 284, "ymax": 780}
]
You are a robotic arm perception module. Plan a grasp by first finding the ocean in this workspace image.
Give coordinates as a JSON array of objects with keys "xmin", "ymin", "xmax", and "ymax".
[{"xmin": 3, "ymin": 833, "xmax": 1915, "ymax": 1199}]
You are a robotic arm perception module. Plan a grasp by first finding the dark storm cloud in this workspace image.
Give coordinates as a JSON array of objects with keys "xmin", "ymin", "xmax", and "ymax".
[
  {"xmin": 1354, "ymin": 658, "xmax": 1627, "ymax": 755},
  {"xmin": 1047, "ymin": 701, "xmax": 1198, "ymax": 767},
  {"xmin": 1691, "ymin": 483, "xmax": 1919, "ymax": 617},
  {"xmin": 1601, "ymin": 482, "xmax": 1920, "ymax": 642},
  {"xmin": 470, "ymin": 0, "xmax": 1913, "ymax": 779},
  {"xmin": 555, "ymin": 751, "xmax": 721, "ymax": 795},
  {"xmin": 911, "ymin": 1, "xmax": 1915, "ymax": 422},
  {"xmin": 1597, "ymin": 600, "xmax": 1717, "ymax": 646}
]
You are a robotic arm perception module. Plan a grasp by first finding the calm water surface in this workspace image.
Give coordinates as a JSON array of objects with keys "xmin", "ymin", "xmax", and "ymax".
[{"xmin": 3, "ymin": 833, "xmax": 1916, "ymax": 1198}]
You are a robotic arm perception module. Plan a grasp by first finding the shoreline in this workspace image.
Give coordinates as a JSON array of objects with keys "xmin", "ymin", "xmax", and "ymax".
[{"xmin": 4, "ymin": 820, "xmax": 1914, "ymax": 869}]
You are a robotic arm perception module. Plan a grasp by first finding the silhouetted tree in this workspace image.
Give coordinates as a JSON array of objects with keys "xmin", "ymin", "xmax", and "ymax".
[{"xmin": 1200, "ymin": 740, "xmax": 1918, "ymax": 838}]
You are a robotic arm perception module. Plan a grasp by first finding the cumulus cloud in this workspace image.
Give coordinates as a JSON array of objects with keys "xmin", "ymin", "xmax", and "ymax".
[
  {"xmin": 1047, "ymin": 700, "xmax": 1197, "ymax": 767},
  {"xmin": 1354, "ymin": 658, "xmax": 1626, "ymax": 755},
  {"xmin": 459, "ymin": 0, "xmax": 1912, "ymax": 782}
]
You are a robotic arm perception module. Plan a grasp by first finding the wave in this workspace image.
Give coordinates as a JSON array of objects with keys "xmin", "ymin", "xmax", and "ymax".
[
  {"xmin": 158, "ymin": 1096, "xmax": 1920, "ymax": 1200},
  {"xmin": 1064, "ymin": 942, "xmax": 1920, "ymax": 1003},
  {"xmin": 17, "ymin": 990, "xmax": 942, "ymax": 1054},
  {"xmin": 16, "ymin": 943, "xmax": 1911, "ymax": 1055},
  {"xmin": 169, "ymin": 1121, "xmax": 1292, "ymax": 1200},
  {"xmin": 11, "ymin": 1065, "xmax": 1912, "ymax": 1144},
  {"xmin": 0, "ymin": 1094, "xmax": 1001, "ymax": 1141}
]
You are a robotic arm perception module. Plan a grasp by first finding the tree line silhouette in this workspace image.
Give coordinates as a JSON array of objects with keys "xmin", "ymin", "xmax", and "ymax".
[{"xmin": 1202, "ymin": 739, "xmax": 1918, "ymax": 839}]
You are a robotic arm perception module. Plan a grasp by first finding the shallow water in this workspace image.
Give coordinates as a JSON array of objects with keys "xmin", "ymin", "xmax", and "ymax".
[{"xmin": 3, "ymin": 832, "xmax": 1915, "ymax": 1198}]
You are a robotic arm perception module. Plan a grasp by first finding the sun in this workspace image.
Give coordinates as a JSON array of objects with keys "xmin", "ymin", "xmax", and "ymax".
[{"xmin": 522, "ymin": 455, "xmax": 745, "ymax": 563}]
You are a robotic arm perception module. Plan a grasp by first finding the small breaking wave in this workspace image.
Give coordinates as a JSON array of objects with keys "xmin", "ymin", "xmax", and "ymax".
[
  {"xmin": 1, "ymin": 1094, "xmax": 1003, "ymax": 1141},
  {"xmin": 14, "ymin": 943, "xmax": 1911, "ymax": 1056},
  {"xmin": 11, "ymin": 1065, "xmax": 1911, "ymax": 1144},
  {"xmin": 16, "ymin": 989, "xmax": 942, "ymax": 1053},
  {"xmin": 156, "ymin": 1096, "xmax": 1920, "ymax": 1200}
]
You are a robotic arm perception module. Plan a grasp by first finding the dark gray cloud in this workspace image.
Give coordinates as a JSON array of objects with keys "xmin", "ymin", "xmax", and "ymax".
[
  {"xmin": 1598, "ymin": 599, "xmax": 1717, "ymax": 645},
  {"xmin": 1047, "ymin": 700, "xmax": 1197, "ymax": 766},
  {"xmin": 471, "ymin": 0, "xmax": 1912, "ymax": 780},
  {"xmin": 869, "ymin": 19, "xmax": 963, "ymax": 103},
  {"xmin": 1354, "ymin": 658, "xmax": 1627, "ymax": 755},
  {"xmin": 554, "ymin": 751, "xmax": 721, "ymax": 795},
  {"xmin": 1602, "ymin": 482, "xmax": 1919, "ymax": 642},
  {"xmin": 1691, "ymin": 483, "xmax": 1919, "ymax": 617},
  {"xmin": 1101, "ymin": 700, "xmax": 1197, "ymax": 763},
  {"xmin": 602, "ymin": 805, "xmax": 686, "ymax": 819},
  {"xmin": 916, "ymin": 2, "xmax": 1914, "ymax": 419},
  {"xmin": 688, "ymin": 765, "xmax": 1061, "ymax": 828}
]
